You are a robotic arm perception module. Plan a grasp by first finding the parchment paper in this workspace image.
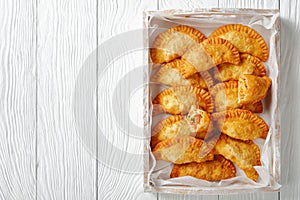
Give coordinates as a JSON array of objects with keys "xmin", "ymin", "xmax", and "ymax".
[{"xmin": 144, "ymin": 9, "xmax": 280, "ymax": 194}]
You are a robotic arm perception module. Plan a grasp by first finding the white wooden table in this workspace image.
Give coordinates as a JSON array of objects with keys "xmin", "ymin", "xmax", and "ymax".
[{"xmin": 0, "ymin": 0, "xmax": 296, "ymax": 199}]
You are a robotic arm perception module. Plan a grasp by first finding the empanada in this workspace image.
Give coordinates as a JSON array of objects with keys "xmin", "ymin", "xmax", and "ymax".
[
  {"xmin": 210, "ymin": 24, "xmax": 269, "ymax": 61},
  {"xmin": 214, "ymin": 134, "xmax": 261, "ymax": 181},
  {"xmin": 151, "ymin": 110, "xmax": 210, "ymax": 147},
  {"xmin": 153, "ymin": 136, "xmax": 214, "ymax": 164},
  {"xmin": 238, "ymin": 74, "xmax": 272, "ymax": 105},
  {"xmin": 151, "ymin": 59, "xmax": 214, "ymax": 89},
  {"xmin": 215, "ymin": 54, "xmax": 267, "ymax": 82},
  {"xmin": 152, "ymin": 86, "xmax": 213, "ymax": 115},
  {"xmin": 212, "ymin": 109, "xmax": 269, "ymax": 141},
  {"xmin": 170, "ymin": 155, "xmax": 236, "ymax": 180},
  {"xmin": 211, "ymin": 81, "xmax": 264, "ymax": 113},
  {"xmin": 150, "ymin": 25, "xmax": 206, "ymax": 64},
  {"xmin": 181, "ymin": 38, "xmax": 240, "ymax": 78}
]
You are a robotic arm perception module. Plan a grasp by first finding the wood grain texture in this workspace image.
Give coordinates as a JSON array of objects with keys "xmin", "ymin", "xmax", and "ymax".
[
  {"xmin": 219, "ymin": 0, "xmax": 279, "ymax": 9},
  {"xmin": 280, "ymin": 1, "xmax": 300, "ymax": 200},
  {"xmin": 159, "ymin": 194, "xmax": 218, "ymax": 200},
  {"xmin": 220, "ymin": 193, "xmax": 279, "ymax": 200},
  {"xmin": 160, "ymin": 0, "xmax": 218, "ymax": 9},
  {"xmin": 0, "ymin": 0, "xmax": 36, "ymax": 199},
  {"xmin": 158, "ymin": 0, "xmax": 218, "ymax": 200},
  {"xmin": 97, "ymin": 0, "xmax": 157, "ymax": 199},
  {"xmin": 218, "ymin": 1, "xmax": 279, "ymax": 200},
  {"xmin": 37, "ymin": 0, "xmax": 97, "ymax": 199}
]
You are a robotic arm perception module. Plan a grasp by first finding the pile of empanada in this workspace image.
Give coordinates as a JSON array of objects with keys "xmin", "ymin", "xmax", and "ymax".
[{"xmin": 150, "ymin": 24, "xmax": 272, "ymax": 182}]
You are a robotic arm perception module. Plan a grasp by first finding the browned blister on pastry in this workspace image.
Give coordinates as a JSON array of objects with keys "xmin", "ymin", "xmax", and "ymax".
[
  {"xmin": 153, "ymin": 136, "xmax": 214, "ymax": 164},
  {"xmin": 215, "ymin": 54, "xmax": 267, "ymax": 82},
  {"xmin": 152, "ymin": 86, "xmax": 213, "ymax": 115},
  {"xmin": 212, "ymin": 109, "xmax": 269, "ymax": 141},
  {"xmin": 238, "ymin": 74, "xmax": 272, "ymax": 105},
  {"xmin": 151, "ymin": 59, "xmax": 214, "ymax": 89},
  {"xmin": 150, "ymin": 25, "xmax": 206, "ymax": 64},
  {"xmin": 214, "ymin": 134, "xmax": 261, "ymax": 181},
  {"xmin": 210, "ymin": 24, "xmax": 269, "ymax": 61},
  {"xmin": 151, "ymin": 109, "xmax": 211, "ymax": 147},
  {"xmin": 181, "ymin": 38, "xmax": 240, "ymax": 78},
  {"xmin": 211, "ymin": 81, "xmax": 264, "ymax": 113},
  {"xmin": 170, "ymin": 155, "xmax": 236, "ymax": 180}
]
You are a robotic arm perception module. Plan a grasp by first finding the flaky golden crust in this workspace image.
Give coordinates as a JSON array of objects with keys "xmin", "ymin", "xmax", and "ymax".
[
  {"xmin": 210, "ymin": 81, "xmax": 239, "ymax": 112},
  {"xmin": 170, "ymin": 155, "xmax": 236, "ymax": 180},
  {"xmin": 201, "ymin": 38, "xmax": 241, "ymax": 65},
  {"xmin": 150, "ymin": 25, "xmax": 206, "ymax": 64},
  {"xmin": 152, "ymin": 86, "xmax": 213, "ymax": 115},
  {"xmin": 151, "ymin": 111, "xmax": 211, "ymax": 148},
  {"xmin": 243, "ymin": 167, "xmax": 259, "ymax": 182},
  {"xmin": 212, "ymin": 109, "xmax": 269, "ymax": 141},
  {"xmin": 171, "ymin": 25, "xmax": 206, "ymax": 43},
  {"xmin": 241, "ymin": 101, "xmax": 263, "ymax": 113},
  {"xmin": 153, "ymin": 136, "xmax": 214, "ymax": 164},
  {"xmin": 151, "ymin": 115, "xmax": 184, "ymax": 148},
  {"xmin": 181, "ymin": 38, "xmax": 240, "ymax": 78},
  {"xmin": 151, "ymin": 59, "xmax": 213, "ymax": 89},
  {"xmin": 214, "ymin": 134, "xmax": 261, "ymax": 181},
  {"xmin": 210, "ymin": 81, "xmax": 265, "ymax": 113},
  {"xmin": 210, "ymin": 24, "xmax": 269, "ymax": 61},
  {"xmin": 238, "ymin": 75, "xmax": 272, "ymax": 105},
  {"xmin": 215, "ymin": 54, "xmax": 267, "ymax": 82}
]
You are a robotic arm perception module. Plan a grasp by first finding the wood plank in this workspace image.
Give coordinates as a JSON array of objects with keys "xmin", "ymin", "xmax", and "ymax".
[
  {"xmin": 220, "ymin": 193, "xmax": 279, "ymax": 200},
  {"xmin": 37, "ymin": 0, "xmax": 97, "ymax": 199},
  {"xmin": 218, "ymin": 1, "xmax": 279, "ymax": 200},
  {"xmin": 0, "ymin": 0, "xmax": 36, "ymax": 199},
  {"xmin": 158, "ymin": 0, "xmax": 218, "ymax": 200},
  {"xmin": 158, "ymin": 194, "xmax": 219, "ymax": 200},
  {"xmin": 219, "ymin": 0, "xmax": 279, "ymax": 9},
  {"xmin": 280, "ymin": 1, "xmax": 300, "ymax": 200},
  {"xmin": 97, "ymin": 0, "xmax": 157, "ymax": 199},
  {"xmin": 160, "ymin": 0, "xmax": 218, "ymax": 9}
]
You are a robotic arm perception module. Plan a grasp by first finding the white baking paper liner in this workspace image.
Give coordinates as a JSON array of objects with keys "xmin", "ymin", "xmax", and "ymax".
[{"xmin": 144, "ymin": 9, "xmax": 280, "ymax": 194}]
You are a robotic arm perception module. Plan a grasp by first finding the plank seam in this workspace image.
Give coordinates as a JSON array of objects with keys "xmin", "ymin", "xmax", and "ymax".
[
  {"xmin": 278, "ymin": 1, "xmax": 280, "ymax": 200},
  {"xmin": 96, "ymin": 0, "xmax": 99, "ymax": 199},
  {"xmin": 35, "ymin": 0, "xmax": 38, "ymax": 198}
]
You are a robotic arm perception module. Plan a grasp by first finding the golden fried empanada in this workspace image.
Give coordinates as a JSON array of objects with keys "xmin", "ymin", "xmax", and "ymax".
[
  {"xmin": 212, "ymin": 109, "xmax": 269, "ymax": 141},
  {"xmin": 210, "ymin": 24, "xmax": 269, "ymax": 61},
  {"xmin": 153, "ymin": 136, "xmax": 214, "ymax": 164},
  {"xmin": 151, "ymin": 59, "xmax": 213, "ymax": 89},
  {"xmin": 152, "ymin": 86, "xmax": 213, "ymax": 115},
  {"xmin": 215, "ymin": 54, "xmax": 267, "ymax": 82},
  {"xmin": 150, "ymin": 25, "xmax": 206, "ymax": 64},
  {"xmin": 151, "ymin": 110, "xmax": 210, "ymax": 147},
  {"xmin": 170, "ymin": 155, "xmax": 236, "ymax": 180},
  {"xmin": 214, "ymin": 134, "xmax": 261, "ymax": 181},
  {"xmin": 211, "ymin": 81, "xmax": 264, "ymax": 113},
  {"xmin": 238, "ymin": 74, "xmax": 272, "ymax": 105},
  {"xmin": 181, "ymin": 38, "xmax": 240, "ymax": 78}
]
